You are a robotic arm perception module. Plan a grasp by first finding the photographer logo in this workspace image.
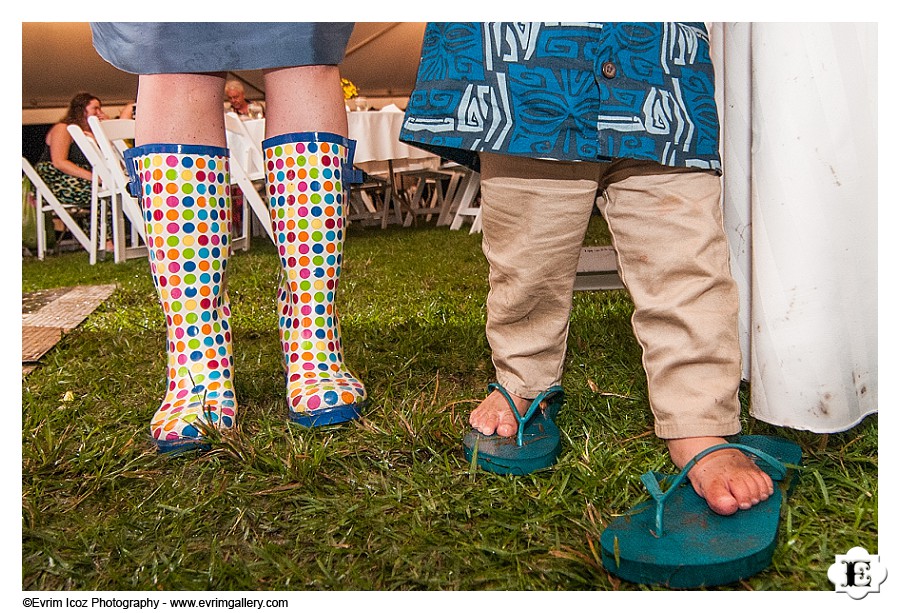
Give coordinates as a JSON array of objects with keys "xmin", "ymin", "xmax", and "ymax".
[{"xmin": 827, "ymin": 547, "xmax": 887, "ymax": 599}]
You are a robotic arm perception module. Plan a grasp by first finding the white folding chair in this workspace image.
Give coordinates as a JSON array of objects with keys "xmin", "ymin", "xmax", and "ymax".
[
  {"xmin": 224, "ymin": 112, "xmax": 274, "ymax": 244},
  {"xmin": 22, "ymin": 157, "xmax": 95, "ymax": 262},
  {"xmin": 87, "ymin": 116, "xmax": 148, "ymax": 262},
  {"xmin": 448, "ymin": 169, "xmax": 482, "ymax": 233},
  {"xmin": 67, "ymin": 125, "xmax": 114, "ymax": 262},
  {"xmin": 224, "ymin": 113, "xmax": 265, "ymax": 177},
  {"xmin": 434, "ymin": 162, "xmax": 469, "ymax": 226},
  {"xmin": 221, "ymin": 116, "xmax": 253, "ymax": 251}
]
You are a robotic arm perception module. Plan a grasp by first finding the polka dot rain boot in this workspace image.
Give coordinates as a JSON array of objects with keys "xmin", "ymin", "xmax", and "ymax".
[
  {"xmin": 263, "ymin": 132, "xmax": 367, "ymax": 427},
  {"xmin": 126, "ymin": 144, "xmax": 238, "ymax": 453}
]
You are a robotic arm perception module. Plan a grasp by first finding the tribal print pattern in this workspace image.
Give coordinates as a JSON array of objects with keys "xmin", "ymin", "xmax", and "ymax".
[{"xmin": 401, "ymin": 22, "xmax": 720, "ymax": 172}]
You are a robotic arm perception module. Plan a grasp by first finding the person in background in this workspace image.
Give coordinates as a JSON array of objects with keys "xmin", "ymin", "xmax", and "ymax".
[
  {"xmin": 224, "ymin": 79, "xmax": 265, "ymax": 118},
  {"xmin": 90, "ymin": 22, "xmax": 366, "ymax": 454},
  {"xmin": 118, "ymin": 101, "xmax": 136, "ymax": 119},
  {"xmin": 35, "ymin": 92, "xmax": 103, "ymax": 208}
]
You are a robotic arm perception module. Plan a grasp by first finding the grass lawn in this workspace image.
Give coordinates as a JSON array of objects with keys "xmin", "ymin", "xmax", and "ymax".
[{"xmin": 21, "ymin": 217, "xmax": 877, "ymax": 591}]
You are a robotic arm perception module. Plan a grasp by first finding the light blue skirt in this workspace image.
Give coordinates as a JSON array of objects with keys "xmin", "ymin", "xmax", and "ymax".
[{"xmin": 91, "ymin": 22, "xmax": 354, "ymax": 74}]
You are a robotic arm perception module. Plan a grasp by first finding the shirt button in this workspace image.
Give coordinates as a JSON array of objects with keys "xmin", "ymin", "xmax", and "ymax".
[{"xmin": 601, "ymin": 61, "xmax": 617, "ymax": 79}]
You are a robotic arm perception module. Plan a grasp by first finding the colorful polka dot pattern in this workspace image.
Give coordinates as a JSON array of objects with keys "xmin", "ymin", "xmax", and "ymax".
[
  {"xmin": 265, "ymin": 137, "xmax": 366, "ymax": 418},
  {"xmin": 133, "ymin": 147, "xmax": 237, "ymax": 449}
]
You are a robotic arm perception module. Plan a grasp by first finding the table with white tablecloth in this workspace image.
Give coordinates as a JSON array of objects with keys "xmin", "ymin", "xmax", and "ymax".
[{"xmin": 240, "ymin": 111, "xmax": 478, "ymax": 229}]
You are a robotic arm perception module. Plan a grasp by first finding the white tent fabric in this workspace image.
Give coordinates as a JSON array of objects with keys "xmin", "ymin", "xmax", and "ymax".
[
  {"xmin": 22, "ymin": 23, "xmax": 426, "ymax": 124},
  {"xmin": 712, "ymin": 22, "xmax": 878, "ymax": 433}
]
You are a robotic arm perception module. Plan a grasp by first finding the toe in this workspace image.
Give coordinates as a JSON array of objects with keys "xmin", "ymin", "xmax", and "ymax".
[
  {"xmin": 469, "ymin": 389, "xmax": 527, "ymax": 438},
  {"xmin": 690, "ymin": 467, "xmax": 740, "ymax": 515},
  {"xmin": 703, "ymin": 481, "xmax": 741, "ymax": 515},
  {"xmin": 754, "ymin": 468, "xmax": 775, "ymax": 499},
  {"xmin": 470, "ymin": 408, "xmax": 498, "ymax": 436},
  {"xmin": 728, "ymin": 475, "xmax": 759, "ymax": 511},
  {"xmin": 495, "ymin": 419, "xmax": 518, "ymax": 438}
]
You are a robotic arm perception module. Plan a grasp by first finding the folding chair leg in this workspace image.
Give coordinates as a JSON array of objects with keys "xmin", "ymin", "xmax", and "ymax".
[
  {"xmin": 242, "ymin": 191, "xmax": 251, "ymax": 251},
  {"xmin": 470, "ymin": 207, "xmax": 483, "ymax": 234},
  {"xmin": 450, "ymin": 172, "xmax": 482, "ymax": 231},
  {"xmin": 403, "ymin": 179, "xmax": 428, "ymax": 227},
  {"xmin": 36, "ymin": 193, "xmax": 46, "ymax": 260},
  {"xmin": 426, "ymin": 188, "xmax": 443, "ymax": 223},
  {"xmin": 100, "ymin": 199, "xmax": 108, "ymax": 257},
  {"xmin": 89, "ymin": 182, "xmax": 99, "ymax": 265},
  {"xmin": 381, "ymin": 190, "xmax": 393, "ymax": 229},
  {"xmin": 438, "ymin": 172, "xmax": 462, "ymax": 226},
  {"xmin": 112, "ymin": 197, "xmax": 127, "ymax": 264}
]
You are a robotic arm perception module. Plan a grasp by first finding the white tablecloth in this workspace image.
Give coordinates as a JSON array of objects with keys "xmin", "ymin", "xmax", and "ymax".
[
  {"xmin": 348, "ymin": 110, "xmax": 435, "ymax": 165},
  {"xmin": 712, "ymin": 23, "xmax": 877, "ymax": 433}
]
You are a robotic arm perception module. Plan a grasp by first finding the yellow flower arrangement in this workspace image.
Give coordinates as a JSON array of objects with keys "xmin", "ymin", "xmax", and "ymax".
[{"xmin": 341, "ymin": 78, "xmax": 358, "ymax": 100}]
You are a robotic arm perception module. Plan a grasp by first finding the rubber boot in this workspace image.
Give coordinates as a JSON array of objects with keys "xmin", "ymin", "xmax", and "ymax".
[
  {"xmin": 126, "ymin": 144, "xmax": 237, "ymax": 452},
  {"xmin": 262, "ymin": 132, "xmax": 366, "ymax": 426}
]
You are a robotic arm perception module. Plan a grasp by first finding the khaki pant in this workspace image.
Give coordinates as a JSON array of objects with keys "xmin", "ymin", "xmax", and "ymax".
[{"xmin": 479, "ymin": 153, "xmax": 741, "ymax": 439}]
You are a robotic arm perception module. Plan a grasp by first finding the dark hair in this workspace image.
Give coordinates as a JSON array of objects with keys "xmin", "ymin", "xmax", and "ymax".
[{"xmin": 60, "ymin": 92, "xmax": 100, "ymax": 130}]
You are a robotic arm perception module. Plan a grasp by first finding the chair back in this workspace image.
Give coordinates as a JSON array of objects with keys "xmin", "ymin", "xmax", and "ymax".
[
  {"xmin": 224, "ymin": 113, "xmax": 274, "ymax": 244},
  {"xmin": 224, "ymin": 112, "xmax": 264, "ymax": 178},
  {"xmin": 87, "ymin": 116, "xmax": 148, "ymax": 261},
  {"xmin": 87, "ymin": 116, "xmax": 135, "ymax": 191},
  {"xmin": 67, "ymin": 125, "xmax": 114, "ymax": 194},
  {"xmin": 67, "ymin": 125, "xmax": 118, "ymax": 263}
]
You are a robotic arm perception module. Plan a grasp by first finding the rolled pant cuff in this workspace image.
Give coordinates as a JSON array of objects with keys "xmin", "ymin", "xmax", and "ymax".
[{"xmin": 654, "ymin": 420, "xmax": 741, "ymax": 440}]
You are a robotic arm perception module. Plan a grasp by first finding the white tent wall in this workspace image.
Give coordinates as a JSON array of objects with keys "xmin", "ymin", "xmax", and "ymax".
[{"xmin": 713, "ymin": 22, "xmax": 878, "ymax": 433}]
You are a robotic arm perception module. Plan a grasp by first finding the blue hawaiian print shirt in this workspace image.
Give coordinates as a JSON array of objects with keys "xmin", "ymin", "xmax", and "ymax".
[{"xmin": 400, "ymin": 22, "xmax": 721, "ymax": 173}]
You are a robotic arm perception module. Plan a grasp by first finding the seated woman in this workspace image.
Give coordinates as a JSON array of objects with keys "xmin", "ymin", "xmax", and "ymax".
[{"xmin": 35, "ymin": 92, "xmax": 106, "ymax": 211}]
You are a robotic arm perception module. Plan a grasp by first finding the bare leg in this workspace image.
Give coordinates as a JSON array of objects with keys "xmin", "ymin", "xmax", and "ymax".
[
  {"xmin": 135, "ymin": 72, "xmax": 226, "ymax": 147},
  {"xmin": 260, "ymin": 64, "xmax": 366, "ymax": 424},
  {"xmin": 129, "ymin": 71, "xmax": 236, "ymax": 452},
  {"xmin": 263, "ymin": 65, "xmax": 347, "ymax": 137}
]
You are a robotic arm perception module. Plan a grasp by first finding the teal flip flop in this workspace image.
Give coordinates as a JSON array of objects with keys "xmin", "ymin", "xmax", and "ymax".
[
  {"xmin": 600, "ymin": 435, "xmax": 802, "ymax": 588},
  {"xmin": 463, "ymin": 383, "xmax": 564, "ymax": 475}
]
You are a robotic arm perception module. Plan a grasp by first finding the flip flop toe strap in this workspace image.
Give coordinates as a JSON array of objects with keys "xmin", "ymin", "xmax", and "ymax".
[
  {"xmin": 641, "ymin": 443, "xmax": 788, "ymax": 537},
  {"xmin": 487, "ymin": 383, "xmax": 564, "ymax": 447}
]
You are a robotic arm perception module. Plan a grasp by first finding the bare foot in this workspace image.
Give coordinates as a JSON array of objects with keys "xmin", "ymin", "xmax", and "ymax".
[
  {"xmin": 667, "ymin": 436, "xmax": 775, "ymax": 516},
  {"xmin": 469, "ymin": 389, "xmax": 531, "ymax": 438}
]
